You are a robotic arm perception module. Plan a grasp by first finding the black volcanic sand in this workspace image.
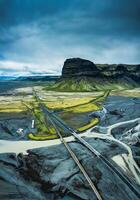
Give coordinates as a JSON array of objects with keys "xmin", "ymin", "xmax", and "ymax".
[
  {"xmin": 0, "ymin": 95, "xmax": 140, "ymax": 199},
  {"xmin": 0, "ymin": 138, "xmax": 140, "ymax": 200},
  {"xmin": 0, "ymin": 80, "xmax": 50, "ymax": 94},
  {"xmin": 0, "ymin": 112, "xmax": 33, "ymax": 140},
  {"xmin": 92, "ymin": 95, "xmax": 140, "ymax": 168},
  {"xmin": 101, "ymin": 96, "xmax": 140, "ymax": 126}
]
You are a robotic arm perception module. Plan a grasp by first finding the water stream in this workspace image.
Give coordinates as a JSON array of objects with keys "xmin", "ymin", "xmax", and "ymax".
[{"xmin": 0, "ymin": 116, "xmax": 140, "ymax": 185}]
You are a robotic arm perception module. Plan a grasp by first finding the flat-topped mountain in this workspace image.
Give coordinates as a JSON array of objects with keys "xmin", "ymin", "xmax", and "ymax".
[
  {"xmin": 62, "ymin": 58, "xmax": 99, "ymax": 77},
  {"xmin": 62, "ymin": 58, "xmax": 140, "ymax": 81},
  {"xmin": 46, "ymin": 58, "xmax": 140, "ymax": 92}
]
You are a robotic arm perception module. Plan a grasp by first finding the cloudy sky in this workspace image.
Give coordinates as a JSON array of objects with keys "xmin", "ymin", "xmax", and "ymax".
[{"xmin": 0, "ymin": 0, "xmax": 140, "ymax": 76}]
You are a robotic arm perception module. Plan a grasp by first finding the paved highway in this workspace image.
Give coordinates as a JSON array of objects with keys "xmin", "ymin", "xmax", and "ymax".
[{"xmin": 39, "ymin": 102, "xmax": 140, "ymax": 199}]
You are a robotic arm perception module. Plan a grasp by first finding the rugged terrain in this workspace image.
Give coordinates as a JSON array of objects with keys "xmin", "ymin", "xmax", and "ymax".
[
  {"xmin": 0, "ymin": 80, "xmax": 140, "ymax": 200},
  {"xmin": 46, "ymin": 58, "xmax": 140, "ymax": 91},
  {"xmin": 0, "ymin": 137, "xmax": 138, "ymax": 200}
]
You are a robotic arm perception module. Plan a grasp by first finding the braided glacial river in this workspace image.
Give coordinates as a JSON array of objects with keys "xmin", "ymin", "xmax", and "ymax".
[{"xmin": 0, "ymin": 118, "xmax": 140, "ymax": 185}]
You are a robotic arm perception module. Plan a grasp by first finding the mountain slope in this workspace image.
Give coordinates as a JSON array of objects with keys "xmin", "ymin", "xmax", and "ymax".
[
  {"xmin": 46, "ymin": 76, "xmax": 136, "ymax": 92},
  {"xmin": 46, "ymin": 58, "xmax": 140, "ymax": 92}
]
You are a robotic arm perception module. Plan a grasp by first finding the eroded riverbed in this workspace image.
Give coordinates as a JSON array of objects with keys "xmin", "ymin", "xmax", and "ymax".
[{"xmin": 0, "ymin": 87, "xmax": 140, "ymax": 200}]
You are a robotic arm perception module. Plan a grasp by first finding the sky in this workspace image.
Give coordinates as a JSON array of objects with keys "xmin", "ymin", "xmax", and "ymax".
[{"xmin": 0, "ymin": 0, "xmax": 140, "ymax": 76}]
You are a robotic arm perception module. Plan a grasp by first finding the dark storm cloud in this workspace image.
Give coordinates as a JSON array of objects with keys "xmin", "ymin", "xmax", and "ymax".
[
  {"xmin": 0, "ymin": 0, "xmax": 140, "ymax": 75},
  {"xmin": 1, "ymin": 0, "xmax": 140, "ymax": 36}
]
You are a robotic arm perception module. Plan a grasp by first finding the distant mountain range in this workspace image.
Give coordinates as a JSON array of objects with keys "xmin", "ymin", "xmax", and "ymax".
[
  {"xmin": 16, "ymin": 75, "xmax": 60, "ymax": 82},
  {"xmin": 0, "ymin": 76, "xmax": 17, "ymax": 81},
  {"xmin": 45, "ymin": 58, "xmax": 140, "ymax": 91},
  {"xmin": 0, "ymin": 75, "xmax": 60, "ymax": 82}
]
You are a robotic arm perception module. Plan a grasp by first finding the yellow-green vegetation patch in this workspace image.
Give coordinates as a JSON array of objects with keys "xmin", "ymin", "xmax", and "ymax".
[
  {"xmin": 43, "ymin": 96, "xmax": 96, "ymax": 110},
  {"xmin": 64, "ymin": 90, "xmax": 109, "ymax": 113},
  {"xmin": 27, "ymin": 91, "xmax": 109, "ymax": 139},
  {"xmin": 77, "ymin": 117, "xmax": 99, "ymax": 132},
  {"xmin": 0, "ymin": 90, "xmax": 107, "ymax": 114},
  {"xmin": 0, "ymin": 102, "xmax": 26, "ymax": 113},
  {"xmin": 28, "ymin": 133, "xmax": 58, "ymax": 140},
  {"xmin": 0, "ymin": 98, "xmax": 33, "ymax": 113},
  {"xmin": 66, "ymin": 103, "xmax": 100, "ymax": 113},
  {"xmin": 0, "ymin": 90, "xmax": 110, "ymax": 140}
]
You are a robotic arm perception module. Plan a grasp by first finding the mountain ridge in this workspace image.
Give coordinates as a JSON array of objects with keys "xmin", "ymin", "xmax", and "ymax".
[
  {"xmin": 46, "ymin": 58, "xmax": 140, "ymax": 92},
  {"xmin": 62, "ymin": 58, "xmax": 140, "ymax": 81}
]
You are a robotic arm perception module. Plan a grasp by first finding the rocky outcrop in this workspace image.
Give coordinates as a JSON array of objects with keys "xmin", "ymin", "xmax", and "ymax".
[
  {"xmin": 62, "ymin": 58, "xmax": 140, "ymax": 82},
  {"xmin": 46, "ymin": 58, "xmax": 140, "ymax": 91},
  {"xmin": 62, "ymin": 58, "xmax": 99, "ymax": 77}
]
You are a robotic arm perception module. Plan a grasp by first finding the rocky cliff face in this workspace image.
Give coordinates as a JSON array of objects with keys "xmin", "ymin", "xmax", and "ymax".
[
  {"xmin": 62, "ymin": 58, "xmax": 140, "ymax": 82},
  {"xmin": 46, "ymin": 58, "xmax": 140, "ymax": 91},
  {"xmin": 62, "ymin": 58, "xmax": 100, "ymax": 77}
]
